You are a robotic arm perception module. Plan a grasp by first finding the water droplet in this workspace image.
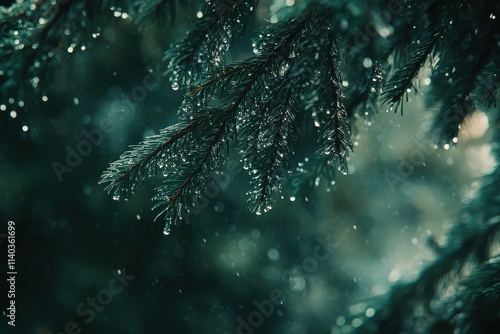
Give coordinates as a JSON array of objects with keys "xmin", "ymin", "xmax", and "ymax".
[
  {"xmin": 214, "ymin": 201, "xmax": 225, "ymax": 213},
  {"xmin": 267, "ymin": 248, "xmax": 279, "ymax": 260},
  {"xmin": 365, "ymin": 308, "xmax": 375, "ymax": 318},
  {"xmin": 172, "ymin": 82, "xmax": 179, "ymax": 90},
  {"xmin": 314, "ymin": 177, "xmax": 320, "ymax": 187},
  {"xmin": 363, "ymin": 57, "xmax": 372, "ymax": 68}
]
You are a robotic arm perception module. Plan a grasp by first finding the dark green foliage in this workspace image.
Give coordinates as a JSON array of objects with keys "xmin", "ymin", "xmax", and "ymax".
[
  {"xmin": 450, "ymin": 258, "xmax": 500, "ymax": 334},
  {"xmin": 0, "ymin": 0, "xmax": 196, "ymax": 101},
  {"xmin": 384, "ymin": 0, "xmax": 500, "ymax": 144},
  {"xmin": 101, "ymin": 3, "xmax": 356, "ymax": 223},
  {"xmin": 132, "ymin": 0, "xmax": 196, "ymax": 26},
  {"xmin": 382, "ymin": 0, "xmax": 461, "ymax": 110},
  {"xmin": 99, "ymin": 0, "xmax": 500, "ymax": 241},
  {"xmin": 351, "ymin": 220, "xmax": 500, "ymax": 333},
  {"xmin": 163, "ymin": 0, "xmax": 258, "ymax": 88},
  {"xmin": 2, "ymin": 0, "xmax": 500, "ymax": 333},
  {"xmin": 426, "ymin": 1, "xmax": 500, "ymax": 144},
  {"xmin": 0, "ymin": 0, "xmax": 90, "ymax": 99},
  {"xmin": 289, "ymin": 155, "xmax": 337, "ymax": 198},
  {"xmin": 350, "ymin": 112, "xmax": 500, "ymax": 334}
]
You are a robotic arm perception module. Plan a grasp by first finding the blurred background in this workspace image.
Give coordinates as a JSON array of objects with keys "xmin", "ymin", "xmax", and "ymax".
[{"xmin": 0, "ymin": 1, "xmax": 495, "ymax": 333}]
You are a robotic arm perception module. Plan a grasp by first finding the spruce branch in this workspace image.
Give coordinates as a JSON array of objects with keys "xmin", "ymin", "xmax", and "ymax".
[
  {"xmin": 317, "ymin": 33, "xmax": 353, "ymax": 175},
  {"xmin": 131, "ymin": 0, "xmax": 197, "ymax": 26},
  {"xmin": 352, "ymin": 110, "xmax": 500, "ymax": 334},
  {"xmin": 0, "ymin": 0, "xmax": 195, "ymax": 103},
  {"xmin": 449, "ymin": 257, "xmax": 500, "ymax": 334},
  {"xmin": 352, "ymin": 220, "xmax": 500, "ymax": 334},
  {"xmin": 0, "ymin": 0, "xmax": 90, "ymax": 99},
  {"xmin": 289, "ymin": 155, "xmax": 337, "ymax": 198},
  {"xmin": 100, "ymin": 107, "xmax": 235, "ymax": 230},
  {"xmin": 185, "ymin": 5, "xmax": 315, "ymax": 108},
  {"xmin": 344, "ymin": 61, "xmax": 384, "ymax": 119},
  {"xmin": 163, "ymin": 0, "xmax": 257, "ymax": 89},
  {"xmin": 246, "ymin": 89, "xmax": 299, "ymax": 214},
  {"xmin": 382, "ymin": 0, "xmax": 461, "ymax": 112},
  {"xmin": 101, "ymin": 3, "xmax": 360, "ymax": 225},
  {"xmin": 427, "ymin": 4, "xmax": 500, "ymax": 144}
]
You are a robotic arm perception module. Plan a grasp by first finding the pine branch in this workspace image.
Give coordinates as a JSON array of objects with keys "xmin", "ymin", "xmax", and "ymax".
[
  {"xmin": 100, "ymin": 107, "xmax": 234, "ymax": 230},
  {"xmin": 0, "ymin": 0, "xmax": 196, "ymax": 104},
  {"xmin": 382, "ymin": 0, "xmax": 461, "ymax": 112},
  {"xmin": 351, "ymin": 220, "xmax": 500, "ymax": 334},
  {"xmin": 100, "ymin": 8, "xmax": 311, "ymax": 226},
  {"xmin": 151, "ymin": 107, "xmax": 233, "ymax": 227},
  {"xmin": 163, "ymin": 0, "xmax": 257, "ymax": 89},
  {"xmin": 0, "ymin": 0, "xmax": 90, "ymax": 100},
  {"xmin": 450, "ymin": 257, "xmax": 500, "ymax": 334},
  {"xmin": 186, "ymin": 6, "xmax": 314, "ymax": 108},
  {"xmin": 289, "ymin": 155, "xmax": 337, "ymax": 198},
  {"xmin": 131, "ymin": 0, "xmax": 196, "ymax": 26},
  {"xmin": 101, "ymin": 3, "xmax": 360, "ymax": 225},
  {"xmin": 344, "ymin": 61, "xmax": 384, "ymax": 119},
  {"xmin": 246, "ymin": 89, "xmax": 299, "ymax": 214},
  {"xmin": 336, "ymin": 1, "xmax": 389, "ymax": 119},
  {"xmin": 317, "ymin": 33, "xmax": 353, "ymax": 175},
  {"xmin": 427, "ymin": 1, "xmax": 500, "ymax": 144},
  {"xmin": 351, "ymin": 110, "xmax": 500, "ymax": 334}
]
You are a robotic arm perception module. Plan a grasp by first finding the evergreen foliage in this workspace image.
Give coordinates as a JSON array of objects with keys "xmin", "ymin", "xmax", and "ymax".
[
  {"xmin": 2, "ymin": 0, "xmax": 500, "ymax": 333},
  {"xmin": 101, "ymin": 3, "xmax": 357, "ymax": 228}
]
